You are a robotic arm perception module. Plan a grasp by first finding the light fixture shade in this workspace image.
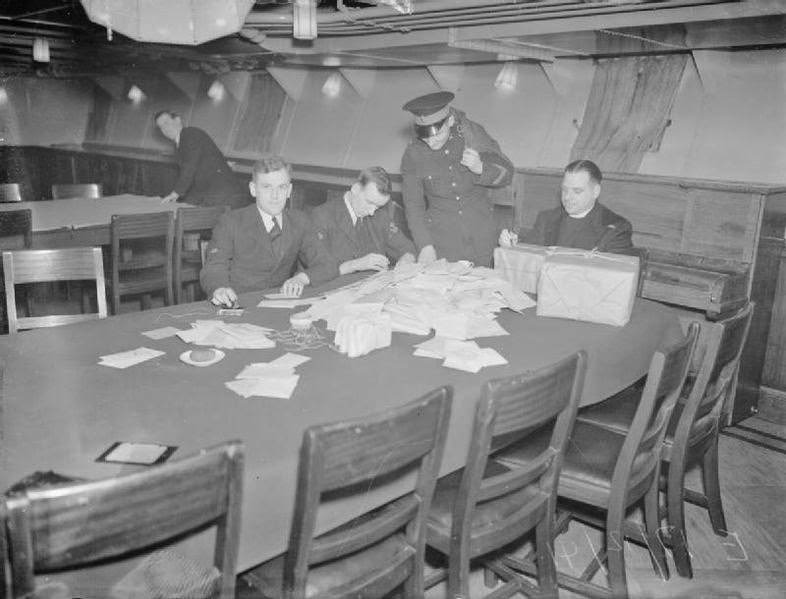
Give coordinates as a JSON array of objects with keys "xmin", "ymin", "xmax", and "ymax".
[
  {"xmin": 207, "ymin": 80, "xmax": 226, "ymax": 101},
  {"xmin": 127, "ymin": 84, "xmax": 146, "ymax": 103},
  {"xmin": 33, "ymin": 38, "xmax": 50, "ymax": 63},
  {"xmin": 322, "ymin": 72, "xmax": 341, "ymax": 98},
  {"xmin": 494, "ymin": 62, "xmax": 518, "ymax": 92},
  {"xmin": 80, "ymin": 0, "xmax": 255, "ymax": 45},
  {"xmin": 293, "ymin": 0, "xmax": 317, "ymax": 41}
]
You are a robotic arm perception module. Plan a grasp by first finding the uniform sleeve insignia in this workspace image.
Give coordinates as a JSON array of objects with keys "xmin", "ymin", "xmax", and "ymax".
[
  {"xmin": 389, "ymin": 222, "xmax": 399, "ymax": 233},
  {"xmin": 317, "ymin": 230, "xmax": 325, "ymax": 240}
]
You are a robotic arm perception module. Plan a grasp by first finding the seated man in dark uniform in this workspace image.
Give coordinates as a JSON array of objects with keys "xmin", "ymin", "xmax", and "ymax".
[
  {"xmin": 310, "ymin": 167, "xmax": 415, "ymax": 275},
  {"xmin": 155, "ymin": 110, "xmax": 250, "ymax": 209},
  {"xmin": 200, "ymin": 155, "xmax": 337, "ymax": 306},
  {"xmin": 500, "ymin": 159, "xmax": 633, "ymax": 253}
]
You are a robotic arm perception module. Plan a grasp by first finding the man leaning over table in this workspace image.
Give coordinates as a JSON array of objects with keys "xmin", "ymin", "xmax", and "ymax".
[
  {"xmin": 499, "ymin": 159, "xmax": 633, "ymax": 253},
  {"xmin": 200, "ymin": 155, "xmax": 337, "ymax": 306},
  {"xmin": 310, "ymin": 166, "xmax": 416, "ymax": 275}
]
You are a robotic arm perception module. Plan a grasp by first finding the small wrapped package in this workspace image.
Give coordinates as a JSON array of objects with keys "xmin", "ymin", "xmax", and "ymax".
[
  {"xmin": 536, "ymin": 249, "xmax": 639, "ymax": 326},
  {"xmin": 494, "ymin": 244, "xmax": 550, "ymax": 294},
  {"xmin": 334, "ymin": 313, "xmax": 392, "ymax": 358}
]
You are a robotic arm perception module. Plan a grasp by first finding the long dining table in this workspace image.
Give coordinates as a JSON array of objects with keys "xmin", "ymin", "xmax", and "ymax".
[
  {"xmin": 0, "ymin": 278, "xmax": 685, "ymax": 586},
  {"xmin": 0, "ymin": 194, "xmax": 182, "ymax": 248}
]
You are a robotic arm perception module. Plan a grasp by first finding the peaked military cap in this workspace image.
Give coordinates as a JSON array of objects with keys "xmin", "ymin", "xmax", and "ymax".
[{"xmin": 402, "ymin": 91, "xmax": 454, "ymax": 125}]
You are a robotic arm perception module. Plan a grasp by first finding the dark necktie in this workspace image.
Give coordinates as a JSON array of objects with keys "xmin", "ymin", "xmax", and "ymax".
[
  {"xmin": 270, "ymin": 219, "xmax": 282, "ymax": 257},
  {"xmin": 355, "ymin": 217, "xmax": 374, "ymax": 253},
  {"xmin": 270, "ymin": 218, "xmax": 282, "ymax": 240}
]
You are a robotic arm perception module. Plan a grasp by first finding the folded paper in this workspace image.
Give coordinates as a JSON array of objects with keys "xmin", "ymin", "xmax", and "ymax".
[{"xmin": 334, "ymin": 313, "xmax": 392, "ymax": 358}]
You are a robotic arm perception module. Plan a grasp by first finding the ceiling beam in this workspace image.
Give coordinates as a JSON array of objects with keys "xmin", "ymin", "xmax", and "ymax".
[{"xmin": 254, "ymin": 0, "xmax": 786, "ymax": 54}]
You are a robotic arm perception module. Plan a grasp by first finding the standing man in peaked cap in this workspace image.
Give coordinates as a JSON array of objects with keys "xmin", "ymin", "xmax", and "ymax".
[{"xmin": 400, "ymin": 91, "xmax": 514, "ymax": 267}]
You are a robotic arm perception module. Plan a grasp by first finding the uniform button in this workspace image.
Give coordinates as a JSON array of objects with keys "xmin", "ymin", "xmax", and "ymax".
[
  {"xmin": 458, "ymin": 210, "xmax": 463, "ymax": 215},
  {"xmin": 427, "ymin": 175, "xmax": 432, "ymax": 180},
  {"xmin": 451, "ymin": 182, "xmax": 456, "ymax": 187},
  {"xmin": 448, "ymin": 166, "xmax": 453, "ymax": 170},
  {"xmin": 445, "ymin": 149, "xmax": 449, "ymax": 154}
]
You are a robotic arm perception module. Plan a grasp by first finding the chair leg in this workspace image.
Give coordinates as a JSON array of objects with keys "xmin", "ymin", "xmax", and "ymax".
[
  {"xmin": 701, "ymin": 438, "xmax": 728, "ymax": 536},
  {"xmin": 447, "ymin": 550, "xmax": 471, "ymax": 599},
  {"xmin": 606, "ymin": 502, "xmax": 628, "ymax": 599},
  {"xmin": 141, "ymin": 293, "xmax": 153, "ymax": 311},
  {"xmin": 643, "ymin": 474, "xmax": 669, "ymax": 581},
  {"xmin": 535, "ymin": 516, "xmax": 558, "ymax": 595},
  {"xmin": 666, "ymin": 461, "xmax": 693, "ymax": 578},
  {"xmin": 483, "ymin": 566, "xmax": 498, "ymax": 588}
]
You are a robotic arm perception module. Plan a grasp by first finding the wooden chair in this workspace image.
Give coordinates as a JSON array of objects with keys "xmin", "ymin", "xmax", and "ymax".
[
  {"xmin": 110, "ymin": 211, "xmax": 174, "ymax": 314},
  {"xmin": 0, "ymin": 183, "xmax": 23, "ymax": 203},
  {"xmin": 424, "ymin": 351, "xmax": 587, "ymax": 599},
  {"xmin": 2, "ymin": 247, "xmax": 107, "ymax": 334},
  {"xmin": 0, "ymin": 209, "xmax": 32, "ymax": 250},
  {"xmin": 578, "ymin": 303, "xmax": 754, "ymax": 578},
  {"xmin": 496, "ymin": 324, "xmax": 698, "ymax": 598},
  {"xmin": 51, "ymin": 182, "xmax": 103, "ymax": 199},
  {"xmin": 3, "ymin": 441, "xmax": 243, "ymax": 599},
  {"xmin": 248, "ymin": 386, "xmax": 452, "ymax": 599},
  {"xmin": 174, "ymin": 206, "xmax": 226, "ymax": 304}
]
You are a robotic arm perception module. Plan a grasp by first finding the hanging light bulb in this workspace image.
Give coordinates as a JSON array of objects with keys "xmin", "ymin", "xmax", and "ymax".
[
  {"xmin": 207, "ymin": 80, "xmax": 226, "ymax": 102},
  {"xmin": 293, "ymin": 0, "xmax": 317, "ymax": 40},
  {"xmin": 33, "ymin": 38, "xmax": 50, "ymax": 63},
  {"xmin": 494, "ymin": 62, "xmax": 518, "ymax": 92},
  {"xmin": 0, "ymin": 87, "xmax": 8, "ymax": 106},
  {"xmin": 127, "ymin": 84, "xmax": 146, "ymax": 103},
  {"xmin": 321, "ymin": 72, "xmax": 341, "ymax": 98}
]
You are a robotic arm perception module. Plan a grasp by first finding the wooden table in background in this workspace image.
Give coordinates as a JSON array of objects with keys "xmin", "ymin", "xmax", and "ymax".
[{"xmin": 0, "ymin": 194, "xmax": 183, "ymax": 248}]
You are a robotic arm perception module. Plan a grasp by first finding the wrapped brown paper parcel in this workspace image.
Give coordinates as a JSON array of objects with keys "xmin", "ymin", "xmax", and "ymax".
[
  {"xmin": 493, "ymin": 243, "xmax": 550, "ymax": 294},
  {"xmin": 536, "ymin": 249, "xmax": 640, "ymax": 326}
]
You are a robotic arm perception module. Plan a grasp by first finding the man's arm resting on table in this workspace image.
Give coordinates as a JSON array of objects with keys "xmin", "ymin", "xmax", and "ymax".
[
  {"xmin": 281, "ymin": 272, "xmax": 309, "ymax": 297},
  {"xmin": 339, "ymin": 253, "xmax": 389, "ymax": 275}
]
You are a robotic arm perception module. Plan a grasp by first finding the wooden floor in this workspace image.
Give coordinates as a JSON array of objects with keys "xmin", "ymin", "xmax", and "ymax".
[{"xmin": 424, "ymin": 416, "xmax": 786, "ymax": 599}]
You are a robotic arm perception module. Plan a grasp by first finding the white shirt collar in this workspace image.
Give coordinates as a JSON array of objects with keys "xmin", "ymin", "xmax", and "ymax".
[
  {"xmin": 258, "ymin": 208, "xmax": 282, "ymax": 233},
  {"xmin": 568, "ymin": 205, "xmax": 594, "ymax": 219},
  {"xmin": 344, "ymin": 192, "xmax": 359, "ymax": 226}
]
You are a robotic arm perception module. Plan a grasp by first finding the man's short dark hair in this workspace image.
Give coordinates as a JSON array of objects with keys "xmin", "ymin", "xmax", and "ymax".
[
  {"xmin": 153, "ymin": 110, "xmax": 178, "ymax": 122},
  {"xmin": 252, "ymin": 154, "xmax": 291, "ymax": 178},
  {"xmin": 565, "ymin": 159, "xmax": 603, "ymax": 184},
  {"xmin": 357, "ymin": 167, "xmax": 391, "ymax": 196}
]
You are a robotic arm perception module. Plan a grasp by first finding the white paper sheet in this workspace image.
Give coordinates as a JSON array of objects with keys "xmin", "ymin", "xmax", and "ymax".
[{"xmin": 99, "ymin": 347, "xmax": 165, "ymax": 369}]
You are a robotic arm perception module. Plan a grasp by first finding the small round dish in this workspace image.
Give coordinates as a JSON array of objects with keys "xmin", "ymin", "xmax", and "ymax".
[{"xmin": 179, "ymin": 348, "xmax": 225, "ymax": 367}]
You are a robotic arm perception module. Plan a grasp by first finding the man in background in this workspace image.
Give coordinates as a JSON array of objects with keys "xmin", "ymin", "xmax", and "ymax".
[
  {"xmin": 400, "ymin": 91, "xmax": 514, "ymax": 268},
  {"xmin": 310, "ymin": 166, "xmax": 415, "ymax": 275},
  {"xmin": 500, "ymin": 159, "xmax": 633, "ymax": 253},
  {"xmin": 155, "ymin": 110, "xmax": 250, "ymax": 209},
  {"xmin": 200, "ymin": 155, "xmax": 336, "ymax": 305}
]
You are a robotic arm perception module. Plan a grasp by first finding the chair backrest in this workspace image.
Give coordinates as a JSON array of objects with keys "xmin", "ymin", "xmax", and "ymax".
[
  {"xmin": 4, "ymin": 441, "xmax": 243, "ymax": 599},
  {"xmin": 2, "ymin": 247, "xmax": 107, "ymax": 333},
  {"xmin": 173, "ymin": 206, "xmax": 226, "ymax": 289},
  {"xmin": 673, "ymin": 302, "xmax": 754, "ymax": 454},
  {"xmin": 110, "ymin": 210, "xmax": 175, "ymax": 281},
  {"xmin": 613, "ymin": 322, "xmax": 699, "ymax": 503},
  {"xmin": 51, "ymin": 183, "xmax": 103, "ymax": 200},
  {"xmin": 0, "ymin": 209, "xmax": 32, "ymax": 250},
  {"xmin": 453, "ymin": 351, "xmax": 587, "ymax": 553},
  {"xmin": 283, "ymin": 386, "xmax": 452, "ymax": 598},
  {"xmin": 0, "ymin": 183, "xmax": 22, "ymax": 203}
]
